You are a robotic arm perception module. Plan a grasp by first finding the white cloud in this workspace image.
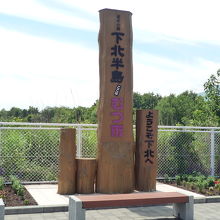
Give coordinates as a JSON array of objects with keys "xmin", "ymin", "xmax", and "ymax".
[
  {"xmin": 0, "ymin": 28, "xmax": 99, "ymax": 110},
  {"xmin": 0, "ymin": 26, "xmax": 218, "ymax": 110},
  {"xmin": 1, "ymin": 0, "xmax": 220, "ymax": 110},
  {"xmin": 60, "ymin": 0, "xmax": 220, "ymax": 44},
  {"xmin": 2, "ymin": 0, "xmax": 220, "ymax": 44},
  {"xmin": 0, "ymin": 0, "xmax": 98, "ymax": 31},
  {"xmin": 133, "ymin": 51, "xmax": 219, "ymax": 95}
]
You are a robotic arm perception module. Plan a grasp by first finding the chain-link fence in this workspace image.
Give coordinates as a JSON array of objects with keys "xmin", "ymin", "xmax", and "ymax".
[
  {"xmin": 0, "ymin": 122, "xmax": 219, "ymax": 182},
  {"xmin": 0, "ymin": 127, "xmax": 60, "ymax": 182},
  {"xmin": 157, "ymin": 127, "xmax": 218, "ymax": 178}
]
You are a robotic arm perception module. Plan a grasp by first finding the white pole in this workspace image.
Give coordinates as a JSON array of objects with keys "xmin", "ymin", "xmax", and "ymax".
[
  {"xmin": 210, "ymin": 129, "xmax": 215, "ymax": 176},
  {"xmin": 77, "ymin": 125, "xmax": 82, "ymax": 158}
]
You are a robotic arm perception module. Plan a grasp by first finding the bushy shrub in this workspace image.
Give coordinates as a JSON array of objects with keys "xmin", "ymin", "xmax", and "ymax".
[
  {"xmin": 0, "ymin": 177, "xmax": 4, "ymax": 190},
  {"xmin": 158, "ymin": 130, "xmax": 210, "ymax": 177},
  {"xmin": 175, "ymin": 175, "xmax": 181, "ymax": 185},
  {"xmin": 23, "ymin": 199, "xmax": 29, "ymax": 205},
  {"xmin": 1, "ymin": 129, "xmax": 59, "ymax": 181},
  {"xmin": 1, "ymin": 130, "xmax": 28, "ymax": 177},
  {"xmin": 10, "ymin": 175, "xmax": 24, "ymax": 197},
  {"xmin": 207, "ymin": 176, "xmax": 215, "ymax": 187}
]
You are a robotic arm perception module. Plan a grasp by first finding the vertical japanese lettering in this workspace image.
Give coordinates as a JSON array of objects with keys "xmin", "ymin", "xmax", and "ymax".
[
  {"xmin": 110, "ymin": 98, "xmax": 124, "ymax": 137},
  {"xmin": 110, "ymin": 15, "xmax": 125, "ymax": 137},
  {"xmin": 144, "ymin": 111, "xmax": 155, "ymax": 164}
]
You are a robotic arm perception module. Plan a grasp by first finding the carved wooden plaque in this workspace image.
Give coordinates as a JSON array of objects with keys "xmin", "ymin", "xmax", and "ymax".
[{"xmin": 135, "ymin": 110, "xmax": 158, "ymax": 191}]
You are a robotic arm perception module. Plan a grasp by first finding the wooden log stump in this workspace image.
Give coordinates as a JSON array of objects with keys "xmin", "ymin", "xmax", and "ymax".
[
  {"xmin": 96, "ymin": 9, "xmax": 134, "ymax": 193},
  {"xmin": 57, "ymin": 128, "xmax": 76, "ymax": 195},
  {"xmin": 76, "ymin": 158, "xmax": 97, "ymax": 194},
  {"xmin": 135, "ymin": 110, "xmax": 158, "ymax": 192}
]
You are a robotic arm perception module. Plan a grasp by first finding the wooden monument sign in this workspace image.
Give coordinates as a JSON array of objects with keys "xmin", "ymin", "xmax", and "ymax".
[
  {"xmin": 57, "ymin": 8, "xmax": 159, "ymax": 196},
  {"xmin": 135, "ymin": 110, "xmax": 158, "ymax": 191},
  {"xmin": 96, "ymin": 9, "xmax": 134, "ymax": 193}
]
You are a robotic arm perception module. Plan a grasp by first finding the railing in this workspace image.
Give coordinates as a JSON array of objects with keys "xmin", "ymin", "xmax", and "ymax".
[{"xmin": 0, "ymin": 122, "xmax": 219, "ymax": 182}]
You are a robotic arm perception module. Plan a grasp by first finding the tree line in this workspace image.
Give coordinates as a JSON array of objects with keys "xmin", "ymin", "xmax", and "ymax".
[{"xmin": 1, "ymin": 71, "xmax": 219, "ymax": 127}]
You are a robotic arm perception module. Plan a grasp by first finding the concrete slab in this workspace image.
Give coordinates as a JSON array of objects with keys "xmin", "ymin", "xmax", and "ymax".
[
  {"xmin": 25, "ymin": 182, "xmax": 205, "ymax": 206},
  {"xmin": 156, "ymin": 182, "xmax": 206, "ymax": 199},
  {"xmin": 25, "ymin": 184, "xmax": 69, "ymax": 206}
]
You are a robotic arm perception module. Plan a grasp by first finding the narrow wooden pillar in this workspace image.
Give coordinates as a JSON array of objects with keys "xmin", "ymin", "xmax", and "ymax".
[
  {"xmin": 96, "ymin": 9, "xmax": 134, "ymax": 193},
  {"xmin": 76, "ymin": 158, "xmax": 97, "ymax": 194},
  {"xmin": 135, "ymin": 110, "xmax": 158, "ymax": 191},
  {"xmin": 57, "ymin": 128, "xmax": 76, "ymax": 195}
]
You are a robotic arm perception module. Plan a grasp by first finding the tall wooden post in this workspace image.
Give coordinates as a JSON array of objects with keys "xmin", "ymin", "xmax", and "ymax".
[
  {"xmin": 57, "ymin": 128, "xmax": 76, "ymax": 195},
  {"xmin": 135, "ymin": 110, "xmax": 158, "ymax": 191},
  {"xmin": 96, "ymin": 9, "xmax": 134, "ymax": 193}
]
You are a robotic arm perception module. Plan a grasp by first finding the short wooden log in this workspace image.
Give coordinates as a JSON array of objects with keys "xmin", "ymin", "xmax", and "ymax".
[
  {"xmin": 58, "ymin": 128, "xmax": 76, "ymax": 195},
  {"xmin": 76, "ymin": 158, "xmax": 97, "ymax": 194},
  {"xmin": 135, "ymin": 110, "xmax": 158, "ymax": 192}
]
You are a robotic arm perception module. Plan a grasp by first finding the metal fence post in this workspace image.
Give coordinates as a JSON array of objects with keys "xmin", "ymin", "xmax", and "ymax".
[
  {"xmin": 77, "ymin": 125, "xmax": 82, "ymax": 158},
  {"xmin": 210, "ymin": 129, "xmax": 215, "ymax": 176},
  {"xmin": 0, "ymin": 129, "xmax": 3, "ymax": 170},
  {"xmin": 0, "ymin": 129, "xmax": 1, "ymax": 168}
]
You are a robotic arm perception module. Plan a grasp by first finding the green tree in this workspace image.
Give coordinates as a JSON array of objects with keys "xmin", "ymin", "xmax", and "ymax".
[
  {"xmin": 174, "ymin": 91, "xmax": 200, "ymax": 125},
  {"xmin": 73, "ymin": 106, "xmax": 87, "ymax": 123},
  {"xmin": 156, "ymin": 94, "xmax": 177, "ymax": 125},
  {"xmin": 51, "ymin": 107, "xmax": 72, "ymax": 123},
  {"xmin": 21, "ymin": 109, "xmax": 28, "ymax": 118},
  {"xmin": 0, "ymin": 109, "xmax": 8, "ymax": 121},
  {"xmin": 41, "ymin": 107, "xmax": 55, "ymax": 122},
  {"xmin": 156, "ymin": 91, "xmax": 205, "ymax": 126},
  {"xmin": 27, "ymin": 106, "xmax": 39, "ymax": 115},
  {"xmin": 190, "ymin": 96, "xmax": 217, "ymax": 126},
  {"xmin": 133, "ymin": 92, "xmax": 161, "ymax": 109},
  {"xmin": 204, "ymin": 69, "xmax": 220, "ymax": 125},
  {"xmin": 133, "ymin": 92, "xmax": 143, "ymax": 109},
  {"xmin": 84, "ymin": 100, "xmax": 98, "ymax": 124},
  {"xmin": 8, "ymin": 107, "xmax": 23, "ymax": 118}
]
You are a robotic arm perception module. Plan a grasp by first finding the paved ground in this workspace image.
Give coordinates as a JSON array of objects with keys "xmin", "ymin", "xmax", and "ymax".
[
  {"xmin": 4, "ymin": 202, "xmax": 220, "ymax": 219},
  {"xmin": 3, "ymin": 183, "xmax": 219, "ymax": 219},
  {"xmin": 24, "ymin": 182, "xmax": 205, "ymax": 206}
]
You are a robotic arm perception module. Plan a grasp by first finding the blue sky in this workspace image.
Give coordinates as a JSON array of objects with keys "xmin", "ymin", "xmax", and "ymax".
[{"xmin": 0, "ymin": 0, "xmax": 220, "ymax": 110}]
